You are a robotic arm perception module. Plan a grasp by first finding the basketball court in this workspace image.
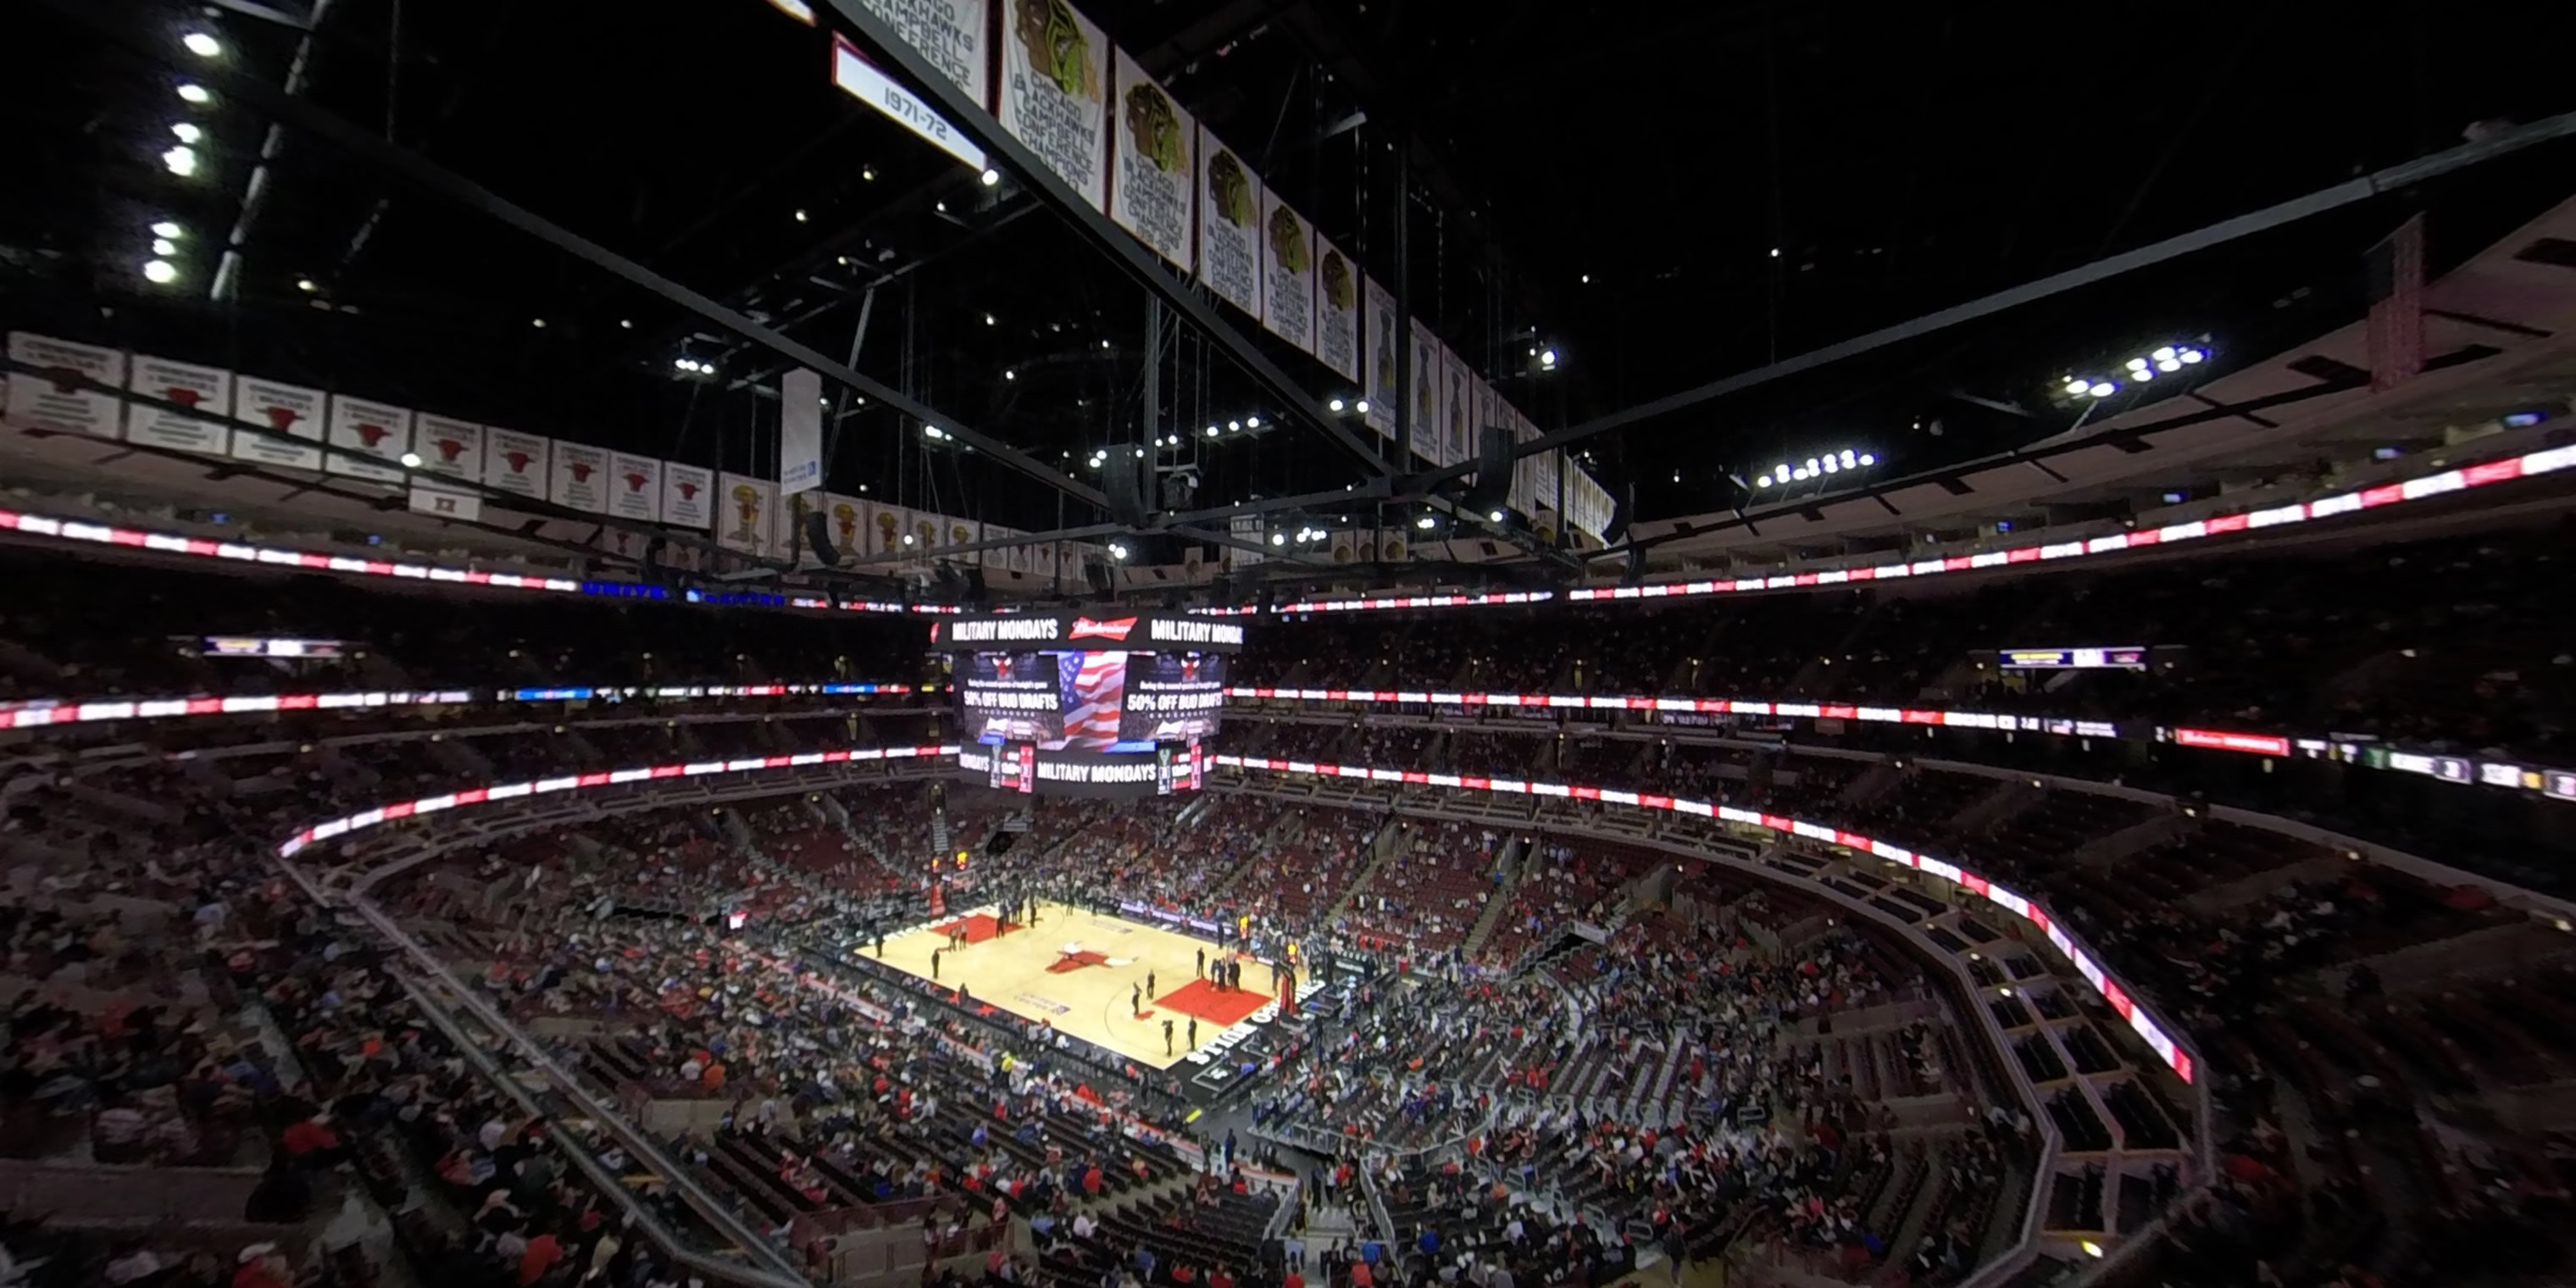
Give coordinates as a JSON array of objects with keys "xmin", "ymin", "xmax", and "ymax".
[{"xmin": 871, "ymin": 899, "xmax": 1277, "ymax": 1069}]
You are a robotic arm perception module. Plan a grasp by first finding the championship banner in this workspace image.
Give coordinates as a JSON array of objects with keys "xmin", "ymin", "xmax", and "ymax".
[
  {"xmin": 852, "ymin": 0, "xmax": 989, "ymax": 104},
  {"xmin": 414, "ymin": 415, "xmax": 485, "ymax": 481},
  {"xmin": 862, "ymin": 498, "xmax": 908, "ymax": 558},
  {"xmin": 325, "ymin": 395, "xmax": 412, "ymax": 482},
  {"xmin": 943, "ymin": 516, "xmax": 980, "ymax": 564},
  {"xmin": 1108, "ymin": 48, "xmax": 1193, "ymax": 271},
  {"xmin": 998, "ymin": 0, "xmax": 1108, "ymax": 210},
  {"xmin": 780, "ymin": 368, "xmax": 822, "ymax": 497},
  {"xmin": 1196, "ymin": 125, "xmax": 1261, "ymax": 319},
  {"xmin": 230, "ymin": 376, "xmax": 328, "ymax": 470},
  {"xmin": 908, "ymin": 510, "xmax": 942, "ymax": 558},
  {"xmin": 1409, "ymin": 321, "xmax": 1443, "ymax": 464},
  {"xmin": 608, "ymin": 452, "xmax": 663, "ymax": 523},
  {"xmin": 1509, "ymin": 412, "xmax": 1540, "ymax": 515},
  {"xmin": 661, "ymin": 463, "xmax": 714, "ymax": 529},
  {"xmin": 1468, "ymin": 381, "xmax": 1499, "ymax": 492},
  {"xmin": 482, "ymin": 429, "xmax": 551, "ymax": 497},
  {"xmin": 5, "ymin": 333, "xmax": 123, "ymax": 439},
  {"xmin": 715, "ymin": 471, "xmax": 780, "ymax": 558},
  {"xmin": 1361, "ymin": 278, "xmax": 1398, "ymax": 437},
  {"xmin": 1441, "ymin": 348, "xmax": 1474, "ymax": 468},
  {"xmin": 125, "ymin": 354, "xmax": 230, "ymax": 455},
  {"xmin": 549, "ymin": 441, "xmax": 611, "ymax": 513},
  {"xmin": 978, "ymin": 523, "xmax": 1014, "ymax": 569},
  {"xmin": 819, "ymin": 492, "xmax": 866, "ymax": 561},
  {"xmin": 1258, "ymin": 190, "xmax": 1315, "ymax": 354},
  {"xmin": 1314, "ymin": 235, "xmax": 1359, "ymax": 383},
  {"xmin": 784, "ymin": 491, "xmax": 824, "ymax": 567}
]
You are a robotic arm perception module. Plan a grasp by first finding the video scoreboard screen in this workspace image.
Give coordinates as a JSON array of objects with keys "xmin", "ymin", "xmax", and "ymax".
[
  {"xmin": 934, "ymin": 611, "xmax": 1240, "ymax": 797},
  {"xmin": 1998, "ymin": 646, "xmax": 2147, "ymax": 670}
]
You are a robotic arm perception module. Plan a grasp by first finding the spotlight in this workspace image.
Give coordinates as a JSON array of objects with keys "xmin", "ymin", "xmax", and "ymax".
[
  {"xmin": 151, "ymin": 220, "xmax": 183, "ymax": 239},
  {"xmin": 1354, "ymin": 399, "xmax": 1369, "ymax": 414},
  {"xmin": 1414, "ymin": 515, "xmax": 1436, "ymax": 530},
  {"xmin": 2156, "ymin": 358, "xmax": 2182, "ymax": 372},
  {"xmin": 2126, "ymin": 358, "xmax": 2150, "ymax": 373},
  {"xmin": 862, "ymin": 165, "xmax": 877, "ymax": 180},
  {"xmin": 1133, "ymin": 447, "xmax": 1144, "ymax": 458},
  {"xmin": 175, "ymin": 82, "xmax": 212, "ymax": 104},
  {"xmin": 169, "ymin": 122, "xmax": 202, "ymax": 144},
  {"xmin": 161, "ymin": 145, "xmax": 198, "ymax": 176},
  {"xmin": 980, "ymin": 168, "xmax": 1001, "ymax": 186},
  {"xmin": 1839, "ymin": 448, "xmax": 1856, "ymax": 465},
  {"xmin": 2151, "ymin": 346, "xmax": 2176, "ymax": 362},
  {"xmin": 2179, "ymin": 347, "xmax": 2206, "ymax": 364},
  {"xmin": 1806, "ymin": 458, "xmax": 1819, "ymax": 473},
  {"xmin": 1327, "ymin": 397, "xmax": 1345, "ymax": 412},
  {"xmin": 152, "ymin": 238, "xmax": 176, "ymax": 256},
  {"xmin": 297, "ymin": 277, "xmax": 318, "ymax": 292},
  {"xmin": 2062, "ymin": 378, "xmax": 2090, "ymax": 396},
  {"xmin": 142, "ymin": 258, "xmax": 179, "ymax": 284},
  {"xmin": 1205, "ymin": 425, "xmax": 1219, "ymax": 437},
  {"xmin": 183, "ymin": 31, "xmax": 222, "ymax": 57},
  {"xmin": 1108, "ymin": 542, "xmax": 1130, "ymax": 560},
  {"xmin": 794, "ymin": 209, "xmax": 809, "ymax": 223},
  {"xmin": 1271, "ymin": 533, "xmax": 1286, "ymax": 547},
  {"xmin": 1003, "ymin": 369, "xmax": 1015, "ymax": 380},
  {"xmin": 399, "ymin": 451, "xmax": 424, "ymax": 469},
  {"xmin": 531, "ymin": 318, "xmax": 547, "ymax": 329},
  {"xmin": 1227, "ymin": 420, "xmax": 1241, "ymax": 431},
  {"xmin": 2088, "ymin": 381, "xmax": 2116, "ymax": 397},
  {"xmin": 1775, "ymin": 463, "xmax": 1790, "ymax": 480},
  {"xmin": 1488, "ymin": 509, "xmax": 1507, "ymax": 523},
  {"xmin": 984, "ymin": 313, "xmax": 996, "ymax": 325},
  {"xmin": 1756, "ymin": 474, "xmax": 1773, "ymax": 487},
  {"xmin": 902, "ymin": 533, "xmax": 915, "ymax": 545},
  {"xmin": 1858, "ymin": 452, "xmax": 1876, "ymax": 465},
  {"xmin": 1246, "ymin": 415, "xmax": 1261, "ymax": 428},
  {"xmin": 1822, "ymin": 457, "xmax": 1839, "ymax": 473},
  {"xmin": 1538, "ymin": 348, "xmax": 1557, "ymax": 369}
]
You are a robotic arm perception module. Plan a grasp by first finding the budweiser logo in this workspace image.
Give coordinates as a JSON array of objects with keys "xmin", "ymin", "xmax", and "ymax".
[{"xmin": 1068, "ymin": 615, "xmax": 1138, "ymax": 641}]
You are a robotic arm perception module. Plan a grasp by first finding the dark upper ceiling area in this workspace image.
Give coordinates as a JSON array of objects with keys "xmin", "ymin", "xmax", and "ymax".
[{"xmin": 5, "ymin": 0, "xmax": 2575, "ymax": 551}]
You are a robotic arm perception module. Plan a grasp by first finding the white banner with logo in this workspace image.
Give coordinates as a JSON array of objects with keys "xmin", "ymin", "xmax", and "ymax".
[
  {"xmin": 5, "ymin": 333, "xmax": 123, "ymax": 439},
  {"xmin": 780, "ymin": 368, "xmax": 823, "ymax": 496},
  {"xmin": 125, "ymin": 354, "xmax": 230, "ymax": 455},
  {"xmin": 1362, "ymin": 279, "xmax": 1398, "ymax": 438},
  {"xmin": 1196, "ymin": 125, "xmax": 1261, "ymax": 319},
  {"xmin": 816, "ymin": 492, "xmax": 867, "ymax": 562},
  {"xmin": 608, "ymin": 452, "xmax": 662, "ymax": 523},
  {"xmin": 715, "ymin": 472, "xmax": 780, "ymax": 558},
  {"xmin": 482, "ymin": 429, "xmax": 550, "ymax": 497},
  {"xmin": 408, "ymin": 484, "xmax": 482, "ymax": 524},
  {"xmin": 662, "ymin": 462, "xmax": 714, "ymax": 529},
  {"xmin": 230, "ymin": 376, "xmax": 327, "ymax": 470},
  {"xmin": 413, "ymin": 415, "xmax": 484, "ymax": 481},
  {"xmin": 1109, "ymin": 49, "xmax": 1193, "ymax": 270},
  {"xmin": 860, "ymin": 499, "xmax": 907, "ymax": 559},
  {"xmin": 852, "ymin": 0, "xmax": 989, "ymax": 103},
  {"xmin": 326, "ymin": 395, "xmax": 412, "ymax": 482},
  {"xmin": 1258, "ymin": 190, "xmax": 1315, "ymax": 355},
  {"xmin": 1440, "ymin": 348, "xmax": 1474, "ymax": 469},
  {"xmin": 549, "ymin": 441, "xmax": 611, "ymax": 513},
  {"xmin": 998, "ymin": 0, "xmax": 1108, "ymax": 209},
  {"xmin": 1315, "ymin": 236, "xmax": 1359, "ymax": 383},
  {"xmin": 941, "ymin": 515, "xmax": 980, "ymax": 564}
]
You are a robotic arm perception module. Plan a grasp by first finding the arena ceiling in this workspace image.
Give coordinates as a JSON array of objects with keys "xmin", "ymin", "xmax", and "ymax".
[{"xmin": 5, "ymin": 0, "xmax": 2576, "ymax": 591}]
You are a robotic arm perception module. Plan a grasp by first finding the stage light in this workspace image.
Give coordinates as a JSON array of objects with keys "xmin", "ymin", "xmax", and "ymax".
[
  {"xmin": 1822, "ymin": 457, "xmax": 1839, "ymax": 473},
  {"xmin": 980, "ymin": 168, "xmax": 1001, "ymax": 186},
  {"xmin": 297, "ymin": 277, "xmax": 317, "ymax": 292},
  {"xmin": 161, "ymin": 145, "xmax": 198, "ymax": 176},
  {"xmin": 1227, "ymin": 420, "xmax": 1241, "ymax": 431},
  {"xmin": 1003, "ymin": 369, "xmax": 1015, "ymax": 380},
  {"xmin": 531, "ymin": 318, "xmax": 547, "ymax": 329},
  {"xmin": 1271, "ymin": 533, "xmax": 1286, "ymax": 547},
  {"xmin": 619, "ymin": 319, "xmax": 633, "ymax": 329},
  {"xmin": 1327, "ymin": 397, "xmax": 1345, "ymax": 412},
  {"xmin": 152, "ymin": 238, "xmax": 176, "ymax": 256},
  {"xmin": 1858, "ymin": 452, "xmax": 1875, "ymax": 465},
  {"xmin": 1354, "ymin": 399, "xmax": 1369, "ymax": 414},
  {"xmin": 1538, "ymin": 348, "xmax": 1557, "ymax": 369},
  {"xmin": 2179, "ymin": 347, "xmax": 2205, "ymax": 364},
  {"xmin": 1489, "ymin": 509, "xmax": 1507, "ymax": 523},
  {"xmin": 2151, "ymin": 346, "xmax": 2176, "ymax": 362},
  {"xmin": 862, "ymin": 165, "xmax": 876, "ymax": 180},
  {"xmin": 183, "ymin": 31, "xmax": 221, "ymax": 57},
  {"xmin": 2126, "ymin": 358, "xmax": 2149, "ymax": 373},
  {"xmin": 169, "ymin": 122, "xmax": 202, "ymax": 143},
  {"xmin": 2087, "ymin": 381, "xmax": 2116, "ymax": 397},
  {"xmin": 1414, "ymin": 515, "xmax": 1436, "ymax": 530},
  {"xmin": 176, "ymin": 82, "xmax": 212, "ymax": 104},
  {"xmin": 152, "ymin": 220, "xmax": 183, "ymax": 239},
  {"xmin": 1756, "ymin": 474, "xmax": 1773, "ymax": 487},
  {"xmin": 2062, "ymin": 378, "xmax": 2089, "ymax": 396},
  {"xmin": 1108, "ymin": 542, "xmax": 1130, "ymax": 560},
  {"xmin": 1246, "ymin": 415, "xmax": 1262, "ymax": 428},
  {"xmin": 794, "ymin": 209, "xmax": 808, "ymax": 223},
  {"xmin": 1204, "ymin": 425, "xmax": 1219, "ymax": 437},
  {"xmin": 399, "ymin": 452, "xmax": 423, "ymax": 469},
  {"xmin": 1769, "ymin": 247, "xmax": 1780, "ymax": 258},
  {"xmin": 142, "ymin": 258, "xmax": 179, "ymax": 284},
  {"xmin": 1806, "ymin": 458, "xmax": 1819, "ymax": 473},
  {"xmin": 1839, "ymin": 448, "xmax": 1856, "ymax": 466}
]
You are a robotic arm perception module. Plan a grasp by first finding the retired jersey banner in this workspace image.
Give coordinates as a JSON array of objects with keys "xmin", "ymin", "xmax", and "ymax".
[
  {"xmin": 325, "ymin": 395, "xmax": 411, "ymax": 482},
  {"xmin": 125, "ymin": 354, "xmax": 230, "ymax": 455},
  {"xmin": 230, "ymin": 376, "xmax": 327, "ymax": 470},
  {"xmin": 1362, "ymin": 279, "xmax": 1397, "ymax": 438},
  {"xmin": 549, "ymin": 441, "xmax": 610, "ymax": 513},
  {"xmin": 481, "ymin": 429, "xmax": 549, "ymax": 497},
  {"xmin": 661, "ymin": 463, "xmax": 714, "ymax": 529},
  {"xmin": 1314, "ymin": 236, "xmax": 1360, "ymax": 383},
  {"xmin": 608, "ymin": 452, "xmax": 662, "ymax": 523},
  {"xmin": 852, "ymin": 0, "xmax": 989, "ymax": 104},
  {"xmin": 1258, "ymin": 191, "xmax": 1315, "ymax": 354},
  {"xmin": 716, "ymin": 471, "xmax": 780, "ymax": 558},
  {"xmin": 1109, "ymin": 49, "xmax": 1193, "ymax": 271},
  {"xmin": 1408, "ymin": 322, "xmax": 1444, "ymax": 464},
  {"xmin": 413, "ymin": 415, "xmax": 484, "ymax": 481},
  {"xmin": 1196, "ymin": 125, "xmax": 1260, "ymax": 319},
  {"xmin": 8, "ymin": 333, "xmax": 125, "ymax": 439},
  {"xmin": 998, "ymin": 0, "xmax": 1108, "ymax": 210}
]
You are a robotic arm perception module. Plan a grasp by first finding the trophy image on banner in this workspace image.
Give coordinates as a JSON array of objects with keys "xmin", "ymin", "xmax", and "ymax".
[
  {"xmin": 875, "ymin": 508, "xmax": 901, "ymax": 554},
  {"xmin": 833, "ymin": 501, "xmax": 861, "ymax": 552},
  {"xmin": 729, "ymin": 481, "xmax": 763, "ymax": 544}
]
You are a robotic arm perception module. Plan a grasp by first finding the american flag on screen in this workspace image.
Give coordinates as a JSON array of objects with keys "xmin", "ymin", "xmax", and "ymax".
[{"xmin": 1058, "ymin": 652, "xmax": 1127, "ymax": 746}]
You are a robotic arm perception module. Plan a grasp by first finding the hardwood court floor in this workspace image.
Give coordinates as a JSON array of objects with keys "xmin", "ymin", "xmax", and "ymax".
[{"xmin": 872, "ymin": 899, "xmax": 1271, "ymax": 1069}]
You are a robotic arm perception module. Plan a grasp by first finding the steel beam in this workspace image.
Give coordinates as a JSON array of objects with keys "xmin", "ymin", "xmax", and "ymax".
[
  {"xmin": 36, "ymin": 0, "xmax": 1110, "ymax": 514},
  {"xmin": 815, "ymin": 0, "xmax": 1396, "ymax": 483}
]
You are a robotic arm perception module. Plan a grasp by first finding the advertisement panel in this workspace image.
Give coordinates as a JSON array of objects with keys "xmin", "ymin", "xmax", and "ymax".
[{"xmin": 1119, "ymin": 651, "xmax": 1226, "ymax": 742}]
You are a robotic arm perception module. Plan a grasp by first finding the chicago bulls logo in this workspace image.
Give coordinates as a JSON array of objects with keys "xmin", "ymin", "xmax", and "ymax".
[
  {"xmin": 568, "ymin": 460, "xmax": 597, "ymax": 483},
  {"xmin": 264, "ymin": 407, "xmax": 304, "ymax": 430},
  {"xmin": 433, "ymin": 437, "xmax": 467, "ymax": 462},
  {"xmin": 675, "ymin": 479, "xmax": 702, "ymax": 502},
  {"xmin": 163, "ymin": 386, "xmax": 203, "ymax": 408},
  {"xmin": 623, "ymin": 472, "xmax": 648, "ymax": 492},
  {"xmin": 502, "ymin": 450, "xmax": 535, "ymax": 474},
  {"xmin": 353, "ymin": 422, "xmax": 392, "ymax": 447},
  {"xmin": 994, "ymin": 656, "xmax": 1015, "ymax": 680},
  {"xmin": 1180, "ymin": 657, "xmax": 1201, "ymax": 682}
]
